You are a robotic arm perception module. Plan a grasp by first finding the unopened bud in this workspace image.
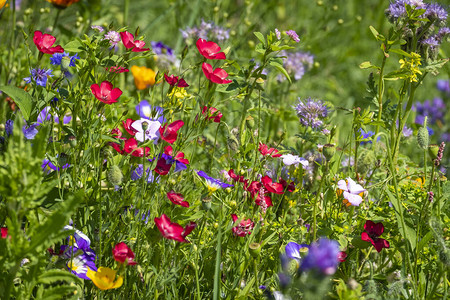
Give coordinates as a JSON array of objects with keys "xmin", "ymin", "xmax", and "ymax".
[
  {"xmin": 202, "ymin": 197, "xmax": 212, "ymax": 210},
  {"xmin": 428, "ymin": 144, "xmax": 439, "ymax": 160},
  {"xmin": 417, "ymin": 117, "xmax": 429, "ymax": 150},
  {"xmin": 107, "ymin": 165, "xmax": 123, "ymax": 186},
  {"xmin": 322, "ymin": 144, "xmax": 336, "ymax": 161},
  {"xmin": 61, "ymin": 56, "xmax": 72, "ymax": 71}
]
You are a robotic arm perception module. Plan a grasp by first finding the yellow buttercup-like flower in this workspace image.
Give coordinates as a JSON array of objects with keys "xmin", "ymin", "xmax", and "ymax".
[
  {"xmin": 131, "ymin": 66, "xmax": 156, "ymax": 90},
  {"xmin": 0, "ymin": 0, "xmax": 7, "ymax": 9},
  {"xmin": 46, "ymin": 0, "xmax": 80, "ymax": 8},
  {"xmin": 86, "ymin": 267, "xmax": 123, "ymax": 290}
]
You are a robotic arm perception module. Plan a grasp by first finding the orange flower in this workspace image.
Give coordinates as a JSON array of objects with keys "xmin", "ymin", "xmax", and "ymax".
[
  {"xmin": 0, "ymin": 0, "xmax": 7, "ymax": 9},
  {"xmin": 131, "ymin": 66, "xmax": 156, "ymax": 90},
  {"xmin": 46, "ymin": 0, "xmax": 80, "ymax": 8}
]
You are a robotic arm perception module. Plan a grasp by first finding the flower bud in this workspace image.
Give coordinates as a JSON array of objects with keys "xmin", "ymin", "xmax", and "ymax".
[
  {"xmin": 61, "ymin": 56, "xmax": 72, "ymax": 71},
  {"xmin": 428, "ymin": 144, "xmax": 439, "ymax": 159},
  {"xmin": 417, "ymin": 117, "xmax": 429, "ymax": 150},
  {"xmin": 202, "ymin": 196, "xmax": 212, "ymax": 210},
  {"xmin": 322, "ymin": 143, "xmax": 336, "ymax": 161},
  {"xmin": 249, "ymin": 242, "xmax": 261, "ymax": 258},
  {"xmin": 107, "ymin": 165, "xmax": 123, "ymax": 186}
]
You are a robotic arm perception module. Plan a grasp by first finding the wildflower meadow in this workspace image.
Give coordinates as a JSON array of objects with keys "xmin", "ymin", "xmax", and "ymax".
[{"xmin": 1, "ymin": 0, "xmax": 450, "ymax": 299}]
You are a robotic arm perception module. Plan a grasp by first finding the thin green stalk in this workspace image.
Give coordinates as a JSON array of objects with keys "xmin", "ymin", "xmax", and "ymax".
[
  {"xmin": 213, "ymin": 203, "xmax": 223, "ymax": 300},
  {"xmin": 312, "ymin": 162, "xmax": 327, "ymax": 242},
  {"xmin": 124, "ymin": 0, "xmax": 129, "ymax": 26},
  {"xmin": 375, "ymin": 55, "xmax": 387, "ymax": 136}
]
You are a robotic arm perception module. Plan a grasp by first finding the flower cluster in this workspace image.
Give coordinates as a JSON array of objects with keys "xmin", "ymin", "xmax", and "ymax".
[
  {"xmin": 414, "ymin": 97, "xmax": 446, "ymax": 125},
  {"xmin": 293, "ymin": 97, "xmax": 329, "ymax": 129},
  {"xmin": 279, "ymin": 50, "xmax": 314, "ymax": 81},
  {"xmin": 197, "ymin": 38, "xmax": 232, "ymax": 84},
  {"xmin": 181, "ymin": 19, "xmax": 230, "ymax": 42}
]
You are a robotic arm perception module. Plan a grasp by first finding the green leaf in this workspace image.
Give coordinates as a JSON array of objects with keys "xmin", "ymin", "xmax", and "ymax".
[
  {"xmin": 42, "ymin": 285, "xmax": 78, "ymax": 300},
  {"xmin": 390, "ymin": 48, "xmax": 412, "ymax": 57},
  {"xmin": 269, "ymin": 61, "xmax": 291, "ymax": 83},
  {"xmin": 0, "ymin": 85, "xmax": 34, "ymax": 120},
  {"xmin": 359, "ymin": 61, "xmax": 380, "ymax": 70},
  {"xmin": 253, "ymin": 32, "xmax": 266, "ymax": 47},
  {"xmin": 386, "ymin": 190, "xmax": 416, "ymax": 250},
  {"xmin": 369, "ymin": 26, "xmax": 385, "ymax": 41},
  {"xmin": 38, "ymin": 270, "xmax": 82, "ymax": 285},
  {"xmin": 63, "ymin": 39, "xmax": 84, "ymax": 53}
]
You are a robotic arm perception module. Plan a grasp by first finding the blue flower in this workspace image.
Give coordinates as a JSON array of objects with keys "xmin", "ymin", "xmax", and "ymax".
[
  {"xmin": 24, "ymin": 68, "xmax": 53, "ymax": 87},
  {"xmin": 359, "ymin": 128, "xmax": 375, "ymax": 145},
  {"xmin": 197, "ymin": 170, "xmax": 233, "ymax": 193},
  {"xmin": 50, "ymin": 52, "xmax": 80, "ymax": 67},
  {"xmin": 22, "ymin": 123, "xmax": 39, "ymax": 139},
  {"xmin": 131, "ymin": 164, "xmax": 159, "ymax": 183},
  {"xmin": 300, "ymin": 238, "xmax": 340, "ymax": 275},
  {"xmin": 5, "ymin": 119, "xmax": 13, "ymax": 136},
  {"xmin": 293, "ymin": 97, "xmax": 328, "ymax": 129},
  {"xmin": 285, "ymin": 242, "xmax": 310, "ymax": 262}
]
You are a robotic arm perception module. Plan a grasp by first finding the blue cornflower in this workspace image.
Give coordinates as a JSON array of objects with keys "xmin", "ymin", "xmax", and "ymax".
[
  {"xmin": 300, "ymin": 238, "xmax": 340, "ymax": 275},
  {"xmin": 24, "ymin": 68, "xmax": 53, "ymax": 87},
  {"xmin": 293, "ymin": 97, "xmax": 328, "ymax": 129},
  {"xmin": 50, "ymin": 52, "xmax": 80, "ymax": 67},
  {"xmin": 5, "ymin": 119, "xmax": 13, "ymax": 136}
]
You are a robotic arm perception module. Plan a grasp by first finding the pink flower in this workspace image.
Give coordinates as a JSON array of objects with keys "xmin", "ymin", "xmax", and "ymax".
[
  {"xmin": 196, "ymin": 38, "xmax": 226, "ymax": 60},
  {"xmin": 112, "ymin": 242, "xmax": 137, "ymax": 265},
  {"xmin": 164, "ymin": 74, "xmax": 189, "ymax": 87},
  {"xmin": 228, "ymin": 169, "xmax": 245, "ymax": 183},
  {"xmin": 167, "ymin": 191, "xmax": 189, "ymax": 208},
  {"xmin": 91, "ymin": 81, "xmax": 122, "ymax": 104},
  {"xmin": 123, "ymin": 138, "xmax": 150, "ymax": 157},
  {"xmin": 258, "ymin": 142, "xmax": 282, "ymax": 157},
  {"xmin": 159, "ymin": 120, "xmax": 184, "ymax": 144},
  {"xmin": 337, "ymin": 251, "xmax": 347, "ymax": 262},
  {"xmin": 201, "ymin": 62, "xmax": 232, "ymax": 84},
  {"xmin": 107, "ymin": 66, "xmax": 129, "ymax": 73},
  {"xmin": 33, "ymin": 31, "xmax": 64, "ymax": 55},
  {"xmin": 154, "ymin": 156, "xmax": 172, "ymax": 175},
  {"xmin": 231, "ymin": 214, "xmax": 254, "ymax": 237},
  {"xmin": 120, "ymin": 31, "xmax": 150, "ymax": 52},
  {"xmin": 361, "ymin": 220, "xmax": 390, "ymax": 253},
  {"xmin": 1, "ymin": 227, "xmax": 8, "ymax": 239},
  {"xmin": 154, "ymin": 214, "xmax": 196, "ymax": 243},
  {"xmin": 202, "ymin": 106, "xmax": 223, "ymax": 123}
]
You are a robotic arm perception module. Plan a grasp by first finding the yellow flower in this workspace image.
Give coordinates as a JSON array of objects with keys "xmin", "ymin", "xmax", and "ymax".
[
  {"xmin": 46, "ymin": 0, "xmax": 80, "ymax": 8},
  {"xmin": 399, "ymin": 52, "xmax": 422, "ymax": 83},
  {"xmin": 168, "ymin": 87, "xmax": 188, "ymax": 99},
  {"xmin": 0, "ymin": 0, "xmax": 7, "ymax": 9},
  {"xmin": 131, "ymin": 66, "xmax": 155, "ymax": 90},
  {"xmin": 86, "ymin": 267, "xmax": 123, "ymax": 290}
]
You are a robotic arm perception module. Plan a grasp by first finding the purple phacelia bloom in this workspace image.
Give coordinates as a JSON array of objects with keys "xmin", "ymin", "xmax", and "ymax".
[
  {"xmin": 24, "ymin": 68, "xmax": 53, "ymax": 87},
  {"xmin": 50, "ymin": 52, "xmax": 80, "ymax": 67},
  {"xmin": 422, "ymin": 36, "xmax": 440, "ymax": 48},
  {"xmin": 279, "ymin": 50, "xmax": 314, "ymax": 81},
  {"xmin": 300, "ymin": 238, "xmax": 340, "ymax": 275},
  {"xmin": 437, "ymin": 79, "xmax": 450, "ymax": 93},
  {"xmin": 437, "ymin": 27, "xmax": 450, "ymax": 41},
  {"xmin": 286, "ymin": 30, "xmax": 300, "ymax": 42},
  {"xmin": 91, "ymin": 25, "xmax": 104, "ymax": 32},
  {"xmin": 385, "ymin": 0, "xmax": 425, "ymax": 22},
  {"xmin": 414, "ymin": 97, "xmax": 446, "ymax": 125},
  {"xmin": 441, "ymin": 132, "xmax": 450, "ymax": 142},
  {"xmin": 403, "ymin": 125, "xmax": 413, "ymax": 137},
  {"xmin": 180, "ymin": 19, "xmax": 230, "ymax": 42},
  {"xmin": 293, "ymin": 97, "xmax": 328, "ymax": 129},
  {"xmin": 5, "ymin": 119, "xmax": 13, "ymax": 136},
  {"xmin": 424, "ymin": 3, "xmax": 448, "ymax": 24},
  {"xmin": 104, "ymin": 31, "xmax": 121, "ymax": 49}
]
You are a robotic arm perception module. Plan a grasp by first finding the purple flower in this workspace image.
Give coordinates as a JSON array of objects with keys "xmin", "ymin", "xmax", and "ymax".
[
  {"xmin": 151, "ymin": 41, "xmax": 174, "ymax": 56},
  {"xmin": 441, "ymin": 132, "xmax": 450, "ymax": 142},
  {"xmin": 275, "ymin": 28, "xmax": 281, "ymax": 40},
  {"xmin": 42, "ymin": 158, "xmax": 70, "ymax": 174},
  {"xmin": 300, "ymin": 238, "xmax": 340, "ymax": 275},
  {"xmin": 5, "ymin": 119, "xmax": 13, "ymax": 136},
  {"xmin": 150, "ymin": 41, "xmax": 178, "ymax": 69},
  {"xmin": 437, "ymin": 80, "xmax": 450, "ymax": 93},
  {"xmin": 359, "ymin": 128, "xmax": 376, "ymax": 145},
  {"xmin": 135, "ymin": 100, "xmax": 166, "ymax": 123},
  {"xmin": 285, "ymin": 242, "xmax": 309, "ymax": 262},
  {"xmin": 50, "ymin": 52, "xmax": 80, "ymax": 67},
  {"xmin": 293, "ymin": 97, "xmax": 328, "ymax": 129},
  {"xmin": 22, "ymin": 123, "xmax": 39, "ymax": 139},
  {"xmin": 424, "ymin": 3, "xmax": 448, "ymax": 25},
  {"xmin": 24, "ymin": 68, "xmax": 53, "ymax": 87},
  {"xmin": 180, "ymin": 19, "xmax": 229, "ymax": 41},
  {"xmin": 385, "ymin": 0, "xmax": 425, "ymax": 22},
  {"xmin": 414, "ymin": 97, "xmax": 446, "ymax": 125},
  {"xmin": 403, "ymin": 125, "xmax": 413, "ymax": 137},
  {"xmin": 104, "ymin": 31, "xmax": 121, "ymax": 49},
  {"xmin": 131, "ymin": 118, "xmax": 161, "ymax": 143},
  {"xmin": 437, "ymin": 27, "xmax": 450, "ymax": 41},
  {"xmin": 37, "ymin": 107, "xmax": 72, "ymax": 125},
  {"xmin": 91, "ymin": 25, "xmax": 104, "ymax": 32},
  {"xmin": 279, "ymin": 50, "xmax": 314, "ymax": 81},
  {"xmin": 197, "ymin": 170, "xmax": 233, "ymax": 193},
  {"xmin": 422, "ymin": 36, "xmax": 440, "ymax": 48},
  {"xmin": 285, "ymin": 30, "xmax": 300, "ymax": 42},
  {"xmin": 131, "ymin": 164, "xmax": 158, "ymax": 183}
]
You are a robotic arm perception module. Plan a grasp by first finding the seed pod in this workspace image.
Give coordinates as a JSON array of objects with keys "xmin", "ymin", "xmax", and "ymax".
[
  {"xmin": 417, "ymin": 117, "xmax": 429, "ymax": 150},
  {"xmin": 107, "ymin": 165, "xmax": 123, "ymax": 186}
]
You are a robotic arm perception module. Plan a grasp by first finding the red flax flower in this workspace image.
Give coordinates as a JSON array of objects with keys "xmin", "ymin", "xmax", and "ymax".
[
  {"xmin": 33, "ymin": 31, "xmax": 64, "ymax": 55},
  {"xmin": 361, "ymin": 220, "xmax": 390, "ymax": 253},
  {"xmin": 231, "ymin": 214, "xmax": 254, "ymax": 237},
  {"xmin": 154, "ymin": 214, "xmax": 196, "ymax": 243},
  {"xmin": 258, "ymin": 142, "xmax": 282, "ymax": 157},
  {"xmin": 1, "ymin": 227, "xmax": 8, "ymax": 239},
  {"xmin": 201, "ymin": 63, "xmax": 232, "ymax": 84},
  {"xmin": 228, "ymin": 169, "xmax": 245, "ymax": 183},
  {"xmin": 167, "ymin": 191, "xmax": 189, "ymax": 208},
  {"xmin": 196, "ymin": 38, "xmax": 226, "ymax": 60},
  {"xmin": 154, "ymin": 156, "xmax": 172, "ymax": 175},
  {"xmin": 120, "ymin": 31, "xmax": 150, "ymax": 52},
  {"xmin": 123, "ymin": 138, "xmax": 150, "ymax": 157},
  {"xmin": 91, "ymin": 81, "xmax": 122, "ymax": 104},
  {"xmin": 112, "ymin": 242, "xmax": 136, "ymax": 265},
  {"xmin": 164, "ymin": 74, "xmax": 189, "ymax": 87},
  {"xmin": 202, "ymin": 106, "xmax": 223, "ymax": 123},
  {"xmin": 159, "ymin": 120, "xmax": 184, "ymax": 144},
  {"xmin": 261, "ymin": 176, "xmax": 284, "ymax": 194}
]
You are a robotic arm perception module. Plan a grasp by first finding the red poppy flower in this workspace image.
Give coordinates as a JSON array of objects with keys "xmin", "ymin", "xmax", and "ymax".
[
  {"xmin": 164, "ymin": 146, "xmax": 189, "ymax": 165},
  {"xmin": 154, "ymin": 214, "xmax": 196, "ymax": 243},
  {"xmin": 120, "ymin": 31, "xmax": 150, "ymax": 52},
  {"xmin": 258, "ymin": 142, "xmax": 282, "ymax": 157},
  {"xmin": 231, "ymin": 214, "xmax": 254, "ymax": 237},
  {"xmin": 112, "ymin": 242, "xmax": 137, "ymax": 265},
  {"xmin": 202, "ymin": 106, "xmax": 223, "ymax": 123},
  {"xmin": 196, "ymin": 38, "xmax": 226, "ymax": 60},
  {"xmin": 361, "ymin": 220, "xmax": 390, "ymax": 253},
  {"xmin": 164, "ymin": 74, "xmax": 189, "ymax": 87},
  {"xmin": 123, "ymin": 138, "xmax": 150, "ymax": 157},
  {"xmin": 154, "ymin": 156, "xmax": 172, "ymax": 175},
  {"xmin": 33, "ymin": 31, "xmax": 64, "ymax": 55},
  {"xmin": 1, "ymin": 227, "xmax": 8, "ymax": 239},
  {"xmin": 167, "ymin": 191, "xmax": 189, "ymax": 208},
  {"xmin": 228, "ymin": 169, "xmax": 245, "ymax": 183},
  {"xmin": 261, "ymin": 176, "xmax": 284, "ymax": 194},
  {"xmin": 337, "ymin": 251, "xmax": 347, "ymax": 262},
  {"xmin": 159, "ymin": 120, "xmax": 184, "ymax": 144},
  {"xmin": 201, "ymin": 62, "xmax": 232, "ymax": 84},
  {"xmin": 91, "ymin": 81, "xmax": 122, "ymax": 104}
]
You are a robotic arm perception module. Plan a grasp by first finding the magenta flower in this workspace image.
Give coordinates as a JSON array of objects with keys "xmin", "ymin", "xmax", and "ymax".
[{"xmin": 91, "ymin": 81, "xmax": 122, "ymax": 104}]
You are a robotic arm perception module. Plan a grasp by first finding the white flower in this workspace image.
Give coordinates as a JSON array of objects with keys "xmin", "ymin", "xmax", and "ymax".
[
  {"xmin": 131, "ymin": 118, "xmax": 161, "ymax": 143},
  {"xmin": 281, "ymin": 154, "xmax": 309, "ymax": 168},
  {"xmin": 337, "ymin": 177, "xmax": 366, "ymax": 206}
]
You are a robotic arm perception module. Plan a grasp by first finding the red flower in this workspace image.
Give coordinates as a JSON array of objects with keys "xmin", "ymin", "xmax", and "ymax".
[
  {"xmin": 154, "ymin": 214, "xmax": 196, "ymax": 243},
  {"xmin": 258, "ymin": 142, "xmax": 282, "ymax": 157},
  {"xmin": 261, "ymin": 176, "xmax": 284, "ymax": 194},
  {"xmin": 164, "ymin": 146, "xmax": 189, "ymax": 165},
  {"xmin": 279, "ymin": 178, "xmax": 295, "ymax": 192},
  {"xmin": 201, "ymin": 62, "xmax": 232, "ymax": 84},
  {"xmin": 123, "ymin": 138, "xmax": 150, "ymax": 157},
  {"xmin": 154, "ymin": 156, "xmax": 172, "ymax": 175},
  {"xmin": 91, "ymin": 81, "xmax": 122, "ymax": 104},
  {"xmin": 361, "ymin": 220, "xmax": 390, "ymax": 253},
  {"xmin": 202, "ymin": 106, "xmax": 223, "ymax": 123},
  {"xmin": 164, "ymin": 74, "xmax": 189, "ymax": 87},
  {"xmin": 337, "ymin": 251, "xmax": 347, "ymax": 262},
  {"xmin": 159, "ymin": 120, "xmax": 184, "ymax": 144},
  {"xmin": 112, "ymin": 242, "xmax": 137, "ymax": 265},
  {"xmin": 228, "ymin": 169, "xmax": 245, "ymax": 183},
  {"xmin": 196, "ymin": 38, "xmax": 226, "ymax": 60},
  {"xmin": 1, "ymin": 227, "xmax": 8, "ymax": 239},
  {"xmin": 255, "ymin": 193, "xmax": 273, "ymax": 207},
  {"xmin": 33, "ymin": 31, "xmax": 64, "ymax": 55},
  {"xmin": 108, "ymin": 66, "xmax": 129, "ymax": 73},
  {"xmin": 123, "ymin": 119, "xmax": 138, "ymax": 136},
  {"xmin": 231, "ymin": 214, "xmax": 254, "ymax": 237},
  {"xmin": 167, "ymin": 191, "xmax": 189, "ymax": 208},
  {"xmin": 120, "ymin": 31, "xmax": 150, "ymax": 52}
]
